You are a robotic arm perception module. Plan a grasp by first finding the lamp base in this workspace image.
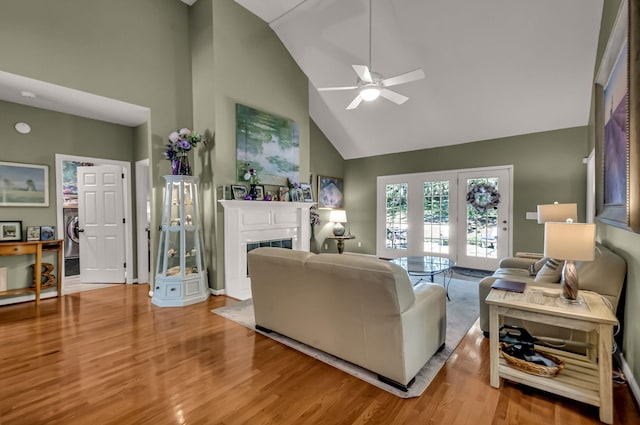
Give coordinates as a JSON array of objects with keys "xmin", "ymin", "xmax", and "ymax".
[
  {"xmin": 561, "ymin": 260, "xmax": 581, "ymax": 303},
  {"xmin": 333, "ymin": 223, "xmax": 345, "ymax": 236}
]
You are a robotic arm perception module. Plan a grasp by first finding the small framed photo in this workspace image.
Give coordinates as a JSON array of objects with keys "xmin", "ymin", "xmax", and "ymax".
[
  {"xmin": 26, "ymin": 226, "xmax": 41, "ymax": 241},
  {"xmin": 254, "ymin": 185, "xmax": 265, "ymax": 201},
  {"xmin": 300, "ymin": 183, "xmax": 313, "ymax": 202},
  {"xmin": 231, "ymin": 185, "xmax": 248, "ymax": 200},
  {"xmin": 0, "ymin": 221, "xmax": 22, "ymax": 242},
  {"xmin": 40, "ymin": 226, "xmax": 55, "ymax": 241},
  {"xmin": 278, "ymin": 187, "xmax": 289, "ymax": 202}
]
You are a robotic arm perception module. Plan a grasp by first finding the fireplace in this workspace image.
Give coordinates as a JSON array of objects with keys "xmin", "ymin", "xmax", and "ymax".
[{"xmin": 219, "ymin": 200, "xmax": 313, "ymax": 300}]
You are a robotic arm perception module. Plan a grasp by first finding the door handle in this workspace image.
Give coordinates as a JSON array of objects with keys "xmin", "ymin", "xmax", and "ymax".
[{"xmin": 78, "ymin": 228, "xmax": 85, "ymax": 233}]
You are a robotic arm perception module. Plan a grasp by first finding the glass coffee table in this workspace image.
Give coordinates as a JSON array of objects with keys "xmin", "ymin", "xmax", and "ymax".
[{"xmin": 391, "ymin": 256, "xmax": 455, "ymax": 300}]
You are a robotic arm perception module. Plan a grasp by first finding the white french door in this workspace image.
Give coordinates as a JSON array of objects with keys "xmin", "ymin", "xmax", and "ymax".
[
  {"xmin": 456, "ymin": 169, "xmax": 511, "ymax": 270},
  {"xmin": 377, "ymin": 166, "xmax": 512, "ymax": 270},
  {"xmin": 78, "ymin": 165, "xmax": 126, "ymax": 283}
]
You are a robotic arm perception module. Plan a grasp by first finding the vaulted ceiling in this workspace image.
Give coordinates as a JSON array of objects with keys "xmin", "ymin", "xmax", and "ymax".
[{"xmin": 235, "ymin": 0, "xmax": 604, "ymax": 159}]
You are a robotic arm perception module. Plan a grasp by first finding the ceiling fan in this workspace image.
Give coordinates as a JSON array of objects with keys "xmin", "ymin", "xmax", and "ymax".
[{"xmin": 317, "ymin": 0, "xmax": 425, "ymax": 110}]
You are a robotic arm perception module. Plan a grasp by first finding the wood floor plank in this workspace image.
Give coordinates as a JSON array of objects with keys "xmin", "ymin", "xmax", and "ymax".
[{"xmin": 0, "ymin": 284, "xmax": 638, "ymax": 425}]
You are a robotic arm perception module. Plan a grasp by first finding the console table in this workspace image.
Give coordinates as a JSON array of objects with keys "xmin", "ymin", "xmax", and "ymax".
[
  {"xmin": 486, "ymin": 288, "xmax": 617, "ymax": 424},
  {"xmin": 0, "ymin": 240, "xmax": 63, "ymax": 304}
]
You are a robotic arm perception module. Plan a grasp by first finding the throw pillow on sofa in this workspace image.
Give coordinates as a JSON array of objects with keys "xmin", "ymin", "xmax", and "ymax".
[
  {"xmin": 528, "ymin": 257, "xmax": 547, "ymax": 276},
  {"xmin": 534, "ymin": 258, "xmax": 563, "ymax": 283}
]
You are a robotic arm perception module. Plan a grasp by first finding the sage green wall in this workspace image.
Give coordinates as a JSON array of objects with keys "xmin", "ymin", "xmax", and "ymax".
[
  {"xmin": 189, "ymin": 0, "xmax": 310, "ymax": 290},
  {"xmin": 592, "ymin": 0, "xmax": 640, "ymax": 386},
  {"xmin": 0, "ymin": 0, "xmax": 195, "ymax": 288},
  {"xmin": 344, "ymin": 126, "xmax": 589, "ymax": 256},
  {"xmin": 309, "ymin": 119, "xmax": 345, "ymax": 253},
  {"xmin": 0, "ymin": 100, "xmax": 134, "ymax": 288}
]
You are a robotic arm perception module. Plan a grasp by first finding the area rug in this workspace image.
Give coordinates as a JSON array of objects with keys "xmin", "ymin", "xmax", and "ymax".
[
  {"xmin": 451, "ymin": 266, "xmax": 494, "ymax": 279},
  {"xmin": 212, "ymin": 276, "xmax": 479, "ymax": 398}
]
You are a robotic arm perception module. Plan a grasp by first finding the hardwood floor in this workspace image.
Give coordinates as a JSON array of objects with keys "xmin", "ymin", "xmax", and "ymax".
[{"xmin": 0, "ymin": 284, "xmax": 638, "ymax": 425}]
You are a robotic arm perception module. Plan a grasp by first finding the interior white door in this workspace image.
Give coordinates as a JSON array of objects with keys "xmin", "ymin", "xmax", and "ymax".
[
  {"xmin": 456, "ymin": 168, "xmax": 511, "ymax": 270},
  {"xmin": 78, "ymin": 165, "xmax": 126, "ymax": 283}
]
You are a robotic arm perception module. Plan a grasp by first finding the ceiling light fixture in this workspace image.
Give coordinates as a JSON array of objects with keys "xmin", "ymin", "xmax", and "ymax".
[
  {"xmin": 360, "ymin": 87, "xmax": 381, "ymax": 101},
  {"xmin": 14, "ymin": 122, "xmax": 31, "ymax": 134}
]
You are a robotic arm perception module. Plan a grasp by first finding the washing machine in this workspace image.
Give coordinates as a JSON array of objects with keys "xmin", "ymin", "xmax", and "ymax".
[{"xmin": 63, "ymin": 208, "xmax": 80, "ymax": 258}]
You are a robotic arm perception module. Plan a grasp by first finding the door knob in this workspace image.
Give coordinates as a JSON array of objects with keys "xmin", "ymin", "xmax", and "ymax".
[{"xmin": 78, "ymin": 228, "xmax": 85, "ymax": 233}]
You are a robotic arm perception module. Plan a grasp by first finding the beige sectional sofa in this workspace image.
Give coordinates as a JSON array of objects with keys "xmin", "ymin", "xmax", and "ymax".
[
  {"xmin": 247, "ymin": 247, "xmax": 446, "ymax": 391},
  {"xmin": 478, "ymin": 242, "xmax": 626, "ymax": 344}
]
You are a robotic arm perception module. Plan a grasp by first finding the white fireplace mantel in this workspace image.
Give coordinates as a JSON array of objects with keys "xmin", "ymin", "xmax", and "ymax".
[{"xmin": 219, "ymin": 200, "xmax": 313, "ymax": 300}]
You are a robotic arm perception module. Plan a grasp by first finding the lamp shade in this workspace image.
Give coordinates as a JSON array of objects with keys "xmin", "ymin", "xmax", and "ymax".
[
  {"xmin": 537, "ymin": 203, "xmax": 578, "ymax": 224},
  {"xmin": 329, "ymin": 210, "xmax": 347, "ymax": 223},
  {"xmin": 544, "ymin": 222, "xmax": 595, "ymax": 261}
]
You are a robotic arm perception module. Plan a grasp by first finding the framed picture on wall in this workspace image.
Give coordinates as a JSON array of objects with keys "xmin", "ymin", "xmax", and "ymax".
[
  {"xmin": 0, "ymin": 161, "xmax": 49, "ymax": 207},
  {"xmin": 0, "ymin": 221, "xmax": 22, "ymax": 242},
  {"xmin": 317, "ymin": 175, "xmax": 344, "ymax": 209},
  {"xmin": 595, "ymin": 0, "xmax": 640, "ymax": 232},
  {"xmin": 235, "ymin": 104, "xmax": 300, "ymax": 186}
]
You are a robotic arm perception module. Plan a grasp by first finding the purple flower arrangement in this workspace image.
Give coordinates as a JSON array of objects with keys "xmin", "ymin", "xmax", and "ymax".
[
  {"xmin": 164, "ymin": 128, "xmax": 204, "ymax": 161},
  {"xmin": 243, "ymin": 164, "xmax": 260, "ymax": 184}
]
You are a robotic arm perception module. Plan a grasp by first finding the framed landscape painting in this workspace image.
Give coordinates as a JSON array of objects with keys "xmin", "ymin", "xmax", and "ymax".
[
  {"xmin": 0, "ymin": 161, "xmax": 49, "ymax": 207},
  {"xmin": 318, "ymin": 176, "xmax": 344, "ymax": 209},
  {"xmin": 595, "ymin": 0, "xmax": 640, "ymax": 232},
  {"xmin": 235, "ymin": 104, "xmax": 300, "ymax": 186}
]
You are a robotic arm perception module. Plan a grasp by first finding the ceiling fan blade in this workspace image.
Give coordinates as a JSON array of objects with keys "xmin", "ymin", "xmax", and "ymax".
[
  {"xmin": 352, "ymin": 65, "xmax": 373, "ymax": 83},
  {"xmin": 346, "ymin": 94, "xmax": 363, "ymax": 110},
  {"xmin": 382, "ymin": 68, "xmax": 425, "ymax": 87},
  {"xmin": 317, "ymin": 86, "xmax": 358, "ymax": 92},
  {"xmin": 380, "ymin": 88, "xmax": 408, "ymax": 105}
]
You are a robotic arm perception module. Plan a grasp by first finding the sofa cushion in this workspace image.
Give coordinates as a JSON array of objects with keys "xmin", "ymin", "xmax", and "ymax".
[
  {"xmin": 527, "ymin": 257, "xmax": 547, "ymax": 276},
  {"xmin": 534, "ymin": 258, "xmax": 563, "ymax": 283}
]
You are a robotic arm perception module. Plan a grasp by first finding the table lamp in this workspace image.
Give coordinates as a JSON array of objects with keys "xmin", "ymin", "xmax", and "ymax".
[
  {"xmin": 329, "ymin": 210, "xmax": 347, "ymax": 236},
  {"xmin": 537, "ymin": 202, "xmax": 578, "ymax": 223},
  {"xmin": 543, "ymin": 219, "xmax": 595, "ymax": 302}
]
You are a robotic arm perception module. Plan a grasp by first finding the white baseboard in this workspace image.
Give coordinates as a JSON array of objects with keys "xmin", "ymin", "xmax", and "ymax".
[
  {"xmin": 0, "ymin": 291, "xmax": 58, "ymax": 306},
  {"xmin": 209, "ymin": 288, "xmax": 226, "ymax": 296},
  {"xmin": 619, "ymin": 353, "xmax": 640, "ymax": 406}
]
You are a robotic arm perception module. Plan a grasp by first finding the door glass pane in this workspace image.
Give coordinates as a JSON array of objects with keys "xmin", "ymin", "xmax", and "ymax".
[
  {"xmin": 423, "ymin": 181, "xmax": 449, "ymax": 254},
  {"xmin": 385, "ymin": 183, "xmax": 408, "ymax": 249},
  {"xmin": 466, "ymin": 177, "xmax": 499, "ymax": 259}
]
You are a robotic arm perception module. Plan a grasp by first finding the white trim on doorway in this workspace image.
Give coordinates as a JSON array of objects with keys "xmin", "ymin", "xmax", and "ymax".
[
  {"xmin": 135, "ymin": 159, "xmax": 150, "ymax": 284},
  {"xmin": 55, "ymin": 154, "xmax": 134, "ymax": 285}
]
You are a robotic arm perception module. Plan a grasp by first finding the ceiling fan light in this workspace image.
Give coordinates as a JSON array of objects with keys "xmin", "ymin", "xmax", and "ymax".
[{"xmin": 360, "ymin": 87, "xmax": 381, "ymax": 101}]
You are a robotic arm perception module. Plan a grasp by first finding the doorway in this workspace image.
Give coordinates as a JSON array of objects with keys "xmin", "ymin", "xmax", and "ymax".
[
  {"xmin": 377, "ymin": 165, "xmax": 512, "ymax": 271},
  {"xmin": 55, "ymin": 154, "xmax": 134, "ymax": 286}
]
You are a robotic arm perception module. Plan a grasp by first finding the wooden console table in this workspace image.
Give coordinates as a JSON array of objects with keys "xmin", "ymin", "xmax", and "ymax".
[
  {"xmin": 486, "ymin": 288, "xmax": 617, "ymax": 424},
  {"xmin": 0, "ymin": 240, "xmax": 63, "ymax": 304}
]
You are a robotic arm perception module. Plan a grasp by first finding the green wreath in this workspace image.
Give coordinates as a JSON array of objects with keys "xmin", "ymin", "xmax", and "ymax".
[{"xmin": 466, "ymin": 182, "xmax": 500, "ymax": 212}]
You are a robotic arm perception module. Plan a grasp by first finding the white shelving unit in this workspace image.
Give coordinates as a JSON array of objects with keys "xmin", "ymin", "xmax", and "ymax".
[{"xmin": 153, "ymin": 175, "xmax": 208, "ymax": 307}]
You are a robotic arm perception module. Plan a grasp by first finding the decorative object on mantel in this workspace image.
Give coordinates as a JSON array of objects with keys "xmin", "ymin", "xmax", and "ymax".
[
  {"xmin": 164, "ymin": 128, "xmax": 204, "ymax": 176},
  {"xmin": 309, "ymin": 205, "xmax": 321, "ymax": 253},
  {"xmin": 287, "ymin": 178, "xmax": 303, "ymax": 202},
  {"xmin": 241, "ymin": 163, "xmax": 261, "ymax": 200},
  {"xmin": 466, "ymin": 182, "xmax": 500, "ymax": 212}
]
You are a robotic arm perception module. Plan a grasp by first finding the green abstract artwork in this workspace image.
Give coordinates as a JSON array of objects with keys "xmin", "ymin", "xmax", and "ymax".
[{"xmin": 236, "ymin": 104, "xmax": 299, "ymax": 186}]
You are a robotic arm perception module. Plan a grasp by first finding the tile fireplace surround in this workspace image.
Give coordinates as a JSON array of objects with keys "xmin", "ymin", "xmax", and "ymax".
[{"xmin": 219, "ymin": 200, "xmax": 313, "ymax": 300}]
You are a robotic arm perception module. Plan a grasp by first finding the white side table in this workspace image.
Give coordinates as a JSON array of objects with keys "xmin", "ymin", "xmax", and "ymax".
[{"xmin": 486, "ymin": 288, "xmax": 617, "ymax": 424}]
